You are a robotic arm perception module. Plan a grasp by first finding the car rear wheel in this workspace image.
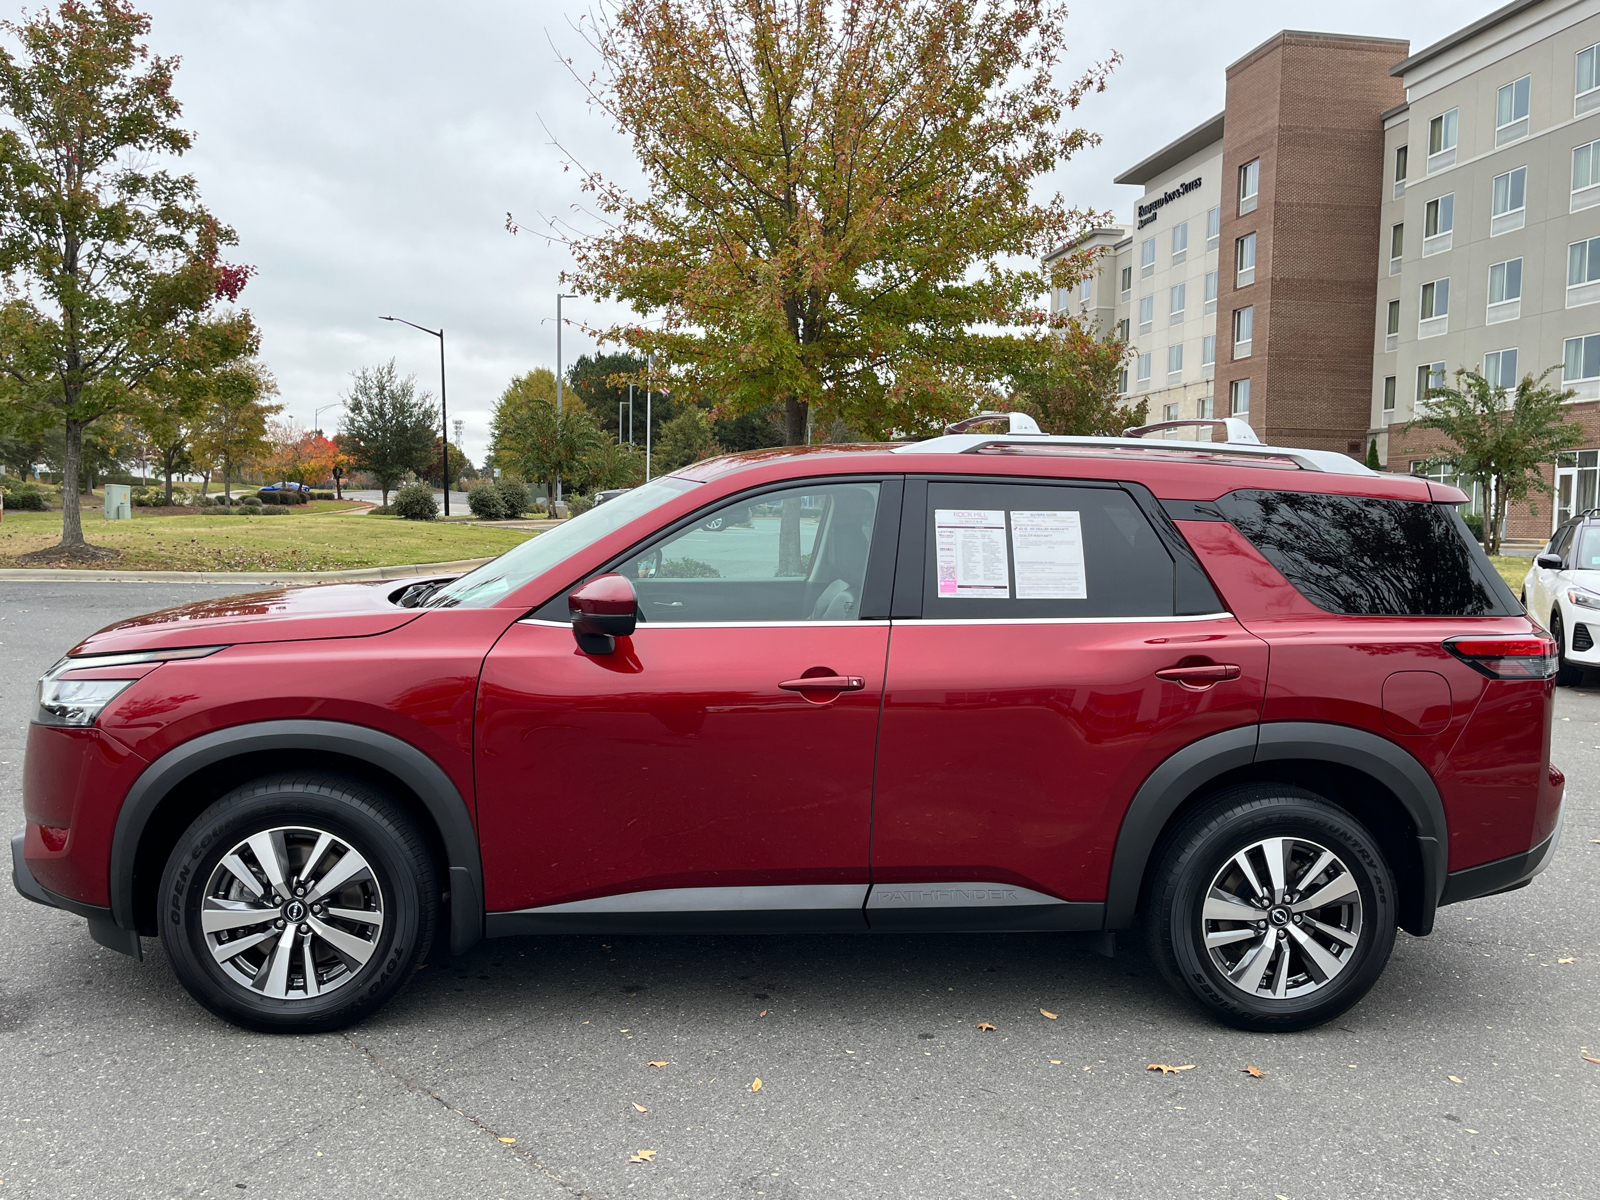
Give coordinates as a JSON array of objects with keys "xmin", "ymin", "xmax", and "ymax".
[
  {"xmin": 1145, "ymin": 784, "xmax": 1397, "ymax": 1032},
  {"xmin": 160, "ymin": 773, "xmax": 436, "ymax": 1033},
  {"xmin": 1551, "ymin": 610, "xmax": 1584, "ymax": 686}
]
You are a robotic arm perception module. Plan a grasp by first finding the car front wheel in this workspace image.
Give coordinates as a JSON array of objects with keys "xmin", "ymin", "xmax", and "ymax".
[
  {"xmin": 1551, "ymin": 610, "xmax": 1584, "ymax": 686},
  {"xmin": 159, "ymin": 773, "xmax": 436, "ymax": 1033},
  {"xmin": 1145, "ymin": 784, "xmax": 1397, "ymax": 1032}
]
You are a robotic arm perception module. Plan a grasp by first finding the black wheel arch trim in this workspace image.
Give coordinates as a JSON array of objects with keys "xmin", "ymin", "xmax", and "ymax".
[
  {"xmin": 107, "ymin": 719, "xmax": 483, "ymax": 954},
  {"xmin": 1104, "ymin": 721, "xmax": 1449, "ymax": 933}
]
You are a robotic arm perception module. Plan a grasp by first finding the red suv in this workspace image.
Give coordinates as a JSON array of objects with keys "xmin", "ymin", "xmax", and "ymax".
[{"xmin": 11, "ymin": 422, "xmax": 1565, "ymax": 1033}]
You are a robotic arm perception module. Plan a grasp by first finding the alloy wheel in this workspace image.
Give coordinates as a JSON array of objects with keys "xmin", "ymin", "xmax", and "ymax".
[
  {"xmin": 200, "ymin": 825, "xmax": 386, "ymax": 1000},
  {"xmin": 1201, "ymin": 835, "xmax": 1363, "ymax": 1001}
]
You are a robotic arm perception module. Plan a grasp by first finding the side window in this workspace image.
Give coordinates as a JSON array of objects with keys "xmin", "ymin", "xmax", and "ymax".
[
  {"xmin": 920, "ymin": 482, "xmax": 1176, "ymax": 619},
  {"xmin": 622, "ymin": 482, "xmax": 880, "ymax": 623},
  {"xmin": 1553, "ymin": 521, "xmax": 1579, "ymax": 559}
]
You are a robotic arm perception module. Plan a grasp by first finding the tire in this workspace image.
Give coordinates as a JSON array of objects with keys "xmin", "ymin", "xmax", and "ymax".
[
  {"xmin": 1144, "ymin": 784, "xmax": 1397, "ymax": 1032},
  {"xmin": 701, "ymin": 515, "xmax": 727, "ymax": 532},
  {"xmin": 1552, "ymin": 610, "xmax": 1584, "ymax": 687},
  {"xmin": 159, "ymin": 773, "xmax": 437, "ymax": 1033}
]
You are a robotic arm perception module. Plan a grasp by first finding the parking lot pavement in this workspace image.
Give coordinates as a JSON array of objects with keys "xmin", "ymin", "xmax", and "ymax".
[{"xmin": 2, "ymin": 583, "xmax": 1597, "ymax": 1200}]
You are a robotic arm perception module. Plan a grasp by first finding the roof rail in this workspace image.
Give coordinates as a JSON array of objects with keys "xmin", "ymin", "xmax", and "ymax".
[
  {"xmin": 894, "ymin": 431, "xmax": 1377, "ymax": 475},
  {"xmin": 944, "ymin": 411, "xmax": 1044, "ymax": 436},
  {"xmin": 1122, "ymin": 417, "xmax": 1261, "ymax": 445}
]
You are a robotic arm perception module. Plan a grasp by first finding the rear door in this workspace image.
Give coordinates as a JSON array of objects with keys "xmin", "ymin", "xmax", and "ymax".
[{"xmin": 867, "ymin": 477, "xmax": 1268, "ymax": 929}]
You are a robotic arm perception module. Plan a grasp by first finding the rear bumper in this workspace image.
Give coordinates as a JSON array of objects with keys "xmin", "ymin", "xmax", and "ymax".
[
  {"xmin": 11, "ymin": 831, "xmax": 141, "ymax": 958},
  {"xmin": 1438, "ymin": 802, "xmax": 1565, "ymax": 907}
]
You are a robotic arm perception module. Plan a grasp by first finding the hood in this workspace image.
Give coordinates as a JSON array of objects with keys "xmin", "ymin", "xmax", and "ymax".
[{"xmin": 69, "ymin": 581, "xmax": 426, "ymax": 656}]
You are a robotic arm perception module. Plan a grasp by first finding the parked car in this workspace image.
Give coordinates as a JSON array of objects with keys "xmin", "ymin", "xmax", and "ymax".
[
  {"xmin": 1521, "ymin": 509, "xmax": 1600, "ymax": 684},
  {"xmin": 592, "ymin": 489, "xmax": 632, "ymax": 507},
  {"xmin": 13, "ymin": 418, "xmax": 1563, "ymax": 1034},
  {"xmin": 259, "ymin": 482, "xmax": 312, "ymax": 493}
]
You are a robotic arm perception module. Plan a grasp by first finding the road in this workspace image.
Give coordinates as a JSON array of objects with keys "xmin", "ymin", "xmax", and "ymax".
[{"xmin": 2, "ymin": 583, "xmax": 1597, "ymax": 1200}]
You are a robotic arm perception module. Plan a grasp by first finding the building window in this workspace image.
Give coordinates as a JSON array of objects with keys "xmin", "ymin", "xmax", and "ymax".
[
  {"xmin": 1169, "ymin": 283, "xmax": 1186, "ymax": 324},
  {"xmin": 1206, "ymin": 205, "xmax": 1221, "ymax": 251},
  {"xmin": 1394, "ymin": 144, "xmax": 1408, "ymax": 198},
  {"xmin": 1202, "ymin": 333, "xmax": 1216, "ymax": 367},
  {"xmin": 1568, "ymin": 236, "xmax": 1600, "ymax": 307},
  {"xmin": 1163, "ymin": 402, "xmax": 1179, "ymax": 422},
  {"xmin": 1389, "ymin": 223, "xmax": 1403, "ymax": 275},
  {"xmin": 1557, "ymin": 449, "xmax": 1600, "ymax": 523},
  {"xmin": 1232, "ymin": 306, "xmax": 1253, "ymax": 358},
  {"xmin": 1199, "ymin": 396, "xmax": 1214, "ymax": 418},
  {"xmin": 1116, "ymin": 317, "xmax": 1130, "ymax": 343},
  {"xmin": 1238, "ymin": 159, "xmax": 1260, "ymax": 215},
  {"xmin": 1204, "ymin": 270, "xmax": 1218, "ymax": 315},
  {"xmin": 1235, "ymin": 232, "xmax": 1256, "ymax": 287},
  {"xmin": 1079, "ymin": 277, "xmax": 1093, "ymax": 305},
  {"xmin": 1423, "ymin": 193, "xmax": 1454, "ymax": 255},
  {"xmin": 1382, "ymin": 375, "xmax": 1397, "ymax": 425},
  {"xmin": 1487, "ymin": 258, "xmax": 1523, "ymax": 323},
  {"xmin": 1385, "ymin": 298, "xmax": 1400, "ymax": 352},
  {"xmin": 1141, "ymin": 237, "xmax": 1156, "ymax": 278},
  {"xmin": 1484, "ymin": 347, "xmax": 1518, "ymax": 390},
  {"xmin": 1120, "ymin": 264, "xmax": 1132, "ymax": 298},
  {"xmin": 1427, "ymin": 109, "xmax": 1458, "ymax": 173},
  {"xmin": 1572, "ymin": 139, "xmax": 1600, "ymax": 212},
  {"xmin": 1230, "ymin": 378, "xmax": 1250, "ymax": 415},
  {"xmin": 1564, "ymin": 333, "xmax": 1600, "ymax": 398},
  {"xmin": 1419, "ymin": 278, "xmax": 1450, "ymax": 337},
  {"xmin": 1495, "ymin": 75, "xmax": 1531, "ymax": 145},
  {"xmin": 1490, "ymin": 166, "xmax": 1527, "ymax": 234},
  {"xmin": 1171, "ymin": 221, "xmax": 1188, "ymax": 264},
  {"xmin": 1167, "ymin": 343, "xmax": 1184, "ymax": 380},
  {"xmin": 1138, "ymin": 294, "xmax": 1154, "ymax": 333},
  {"xmin": 1578, "ymin": 42, "xmax": 1600, "ymax": 115},
  {"xmin": 1416, "ymin": 361, "xmax": 1445, "ymax": 411},
  {"xmin": 1118, "ymin": 367, "xmax": 1128, "ymax": 395},
  {"xmin": 1136, "ymin": 352, "xmax": 1152, "ymax": 387},
  {"xmin": 1411, "ymin": 461, "xmax": 1485, "ymax": 515}
]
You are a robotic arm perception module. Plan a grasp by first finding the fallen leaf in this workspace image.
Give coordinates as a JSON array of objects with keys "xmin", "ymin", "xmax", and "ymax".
[
  {"xmin": 977, "ymin": 1022, "xmax": 997, "ymax": 1032},
  {"xmin": 628, "ymin": 1149, "xmax": 657, "ymax": 1164},
  {"xmin": 1049, "ymin": 1059, "xmax": 1062, "ymax": 1065},
  {"xmin": 1147, "ymin": 1063, "xmax": 1195, "ymax": 1075},
  {"xmin": 633, "ymin": 1103, "xmax": 648, "ymax": 1113},
  {"xmin": 497, "ymin": 1137, "xmax": 516, "ymax": 1144},
  {"xmin": 759, "ymin": 1009, "xmax": 768, "ymax": 1017},
  {"xmin": 751, "ymin": 1078, "xmax": 763, "ymax": 1092},
  {"xmin": 1241, "ymin": 1065, "xmax": 1264, "ymax": 1078},
  {"xmin": 1558, "ymin": 957, "xmax": 1575, "ymax": 964},
  {"xmin": 1467, "ymin": 1128, "xmax": 1479, "ymax": 1134},
  {"xmin": 648, "ymin": 1061, "xmax": 670, "ymax": 1068},
  {"xmin": 1039, "ymin": 1008, "xmax": 1058, "ymax": 1020},
  {"xmin": 1448, "ymin": 1075, "xmax": 1464, "ymax": 1084}
]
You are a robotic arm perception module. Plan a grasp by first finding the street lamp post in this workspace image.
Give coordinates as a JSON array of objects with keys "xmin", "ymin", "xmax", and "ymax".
[
  {"xmin": 380, "ymin": 315, "xmax": 450, "ymax": 515},
  {"xmin": 645, "ymin": 354, "xmax": 653, "ymax": 481},
  {"xmin": 555, "ymin": 292, "xmax": 578, "ymax": 506}
]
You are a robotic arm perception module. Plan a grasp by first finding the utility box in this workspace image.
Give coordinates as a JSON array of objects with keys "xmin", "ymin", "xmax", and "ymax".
[{"xmin": 104, "ymin": 483, "xmax": 131, "ymax": 521}]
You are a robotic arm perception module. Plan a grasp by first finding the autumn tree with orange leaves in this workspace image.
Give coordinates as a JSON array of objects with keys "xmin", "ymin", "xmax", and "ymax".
[{"xmin": 558, "ymin": 0, "xmax": 1117, "ymax": 444}]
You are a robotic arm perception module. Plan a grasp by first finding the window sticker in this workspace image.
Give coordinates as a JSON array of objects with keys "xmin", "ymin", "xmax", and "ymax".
[
  {"xmin": 1010, "ymin": 510, "xmax": 1088, "ymax": 600},
  {"xmin": 934, "ymin": 509, "xmax": 1009, "ymax": 598}
]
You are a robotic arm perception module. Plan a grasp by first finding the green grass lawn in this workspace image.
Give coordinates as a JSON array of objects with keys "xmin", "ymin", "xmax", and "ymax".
[
  {"xmin": 0, "ymin": 509, "xmax": 537, "ymax": 571},
  {"xmin": 1489, "ymin": 555, "xmax": 1529, "ymax": 596}
]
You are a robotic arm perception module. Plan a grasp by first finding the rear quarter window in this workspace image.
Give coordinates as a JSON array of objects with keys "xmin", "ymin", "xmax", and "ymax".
[{"xmin": 1215, "ymin": 489, "xmax": 1519, "ymax": 616}]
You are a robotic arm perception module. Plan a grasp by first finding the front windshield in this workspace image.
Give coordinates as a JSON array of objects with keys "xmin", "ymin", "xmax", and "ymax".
[
  {"xmin": 424, "ymin": 476, "xmax": 702, "ymax": 608},
  {"xmin": 1575, "ymin": 527, "xmax": 1600, "ymax": 571}
]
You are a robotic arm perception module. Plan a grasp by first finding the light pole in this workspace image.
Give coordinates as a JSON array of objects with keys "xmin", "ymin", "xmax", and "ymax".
[
  {"xmin": 645, "ymin": 354, "xmax": 653, "ymax": 481},
  {"xmin": 312, "ymin": 402, "xmax": 342, "ymax": 436},
  {"xmin": 380, "ymin": 315, "xmax": 450, "ymax": 515},
  {"xmin": 555, "ymin": 292, "xmax": 578, "ymax": 505},
  {"xmin": 627, "ymin": 383, "xmax": 634, "ymax": 444}
]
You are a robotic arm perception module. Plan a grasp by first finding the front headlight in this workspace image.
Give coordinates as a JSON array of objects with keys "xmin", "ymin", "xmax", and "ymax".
[
  {"xmin": 35, "ymin": 645, "xmax": 226, "ymax": 727},
  {"xmin": 1565, "ymin": 588, "xmax": 1600, "ymax": 611}
]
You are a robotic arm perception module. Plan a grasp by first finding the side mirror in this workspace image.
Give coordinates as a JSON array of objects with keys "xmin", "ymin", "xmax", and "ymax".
[
  {"xmin": 568, "ymin": 573, "xmax": 638, "ymax": 654},
  {"xmin": 1536, "ymin": 552, "xmax": 1564, "ymax": 570}
]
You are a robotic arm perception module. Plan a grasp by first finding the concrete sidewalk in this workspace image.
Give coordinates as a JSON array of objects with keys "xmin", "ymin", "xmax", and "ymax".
[{"xmin": 0, "ymin": 556, "xmax": 494, "ymax": 585}]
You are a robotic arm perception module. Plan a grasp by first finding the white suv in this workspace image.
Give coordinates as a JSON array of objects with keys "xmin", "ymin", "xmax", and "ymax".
[{"xmin": 1523, "ymin": 512, "xmax": 1600, "ymax": 684}]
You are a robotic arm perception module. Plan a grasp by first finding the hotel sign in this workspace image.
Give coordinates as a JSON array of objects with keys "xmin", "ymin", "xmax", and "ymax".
[{"xmin": 1137, "ymin": 176, "xmax": 1202, "ymax": 229}]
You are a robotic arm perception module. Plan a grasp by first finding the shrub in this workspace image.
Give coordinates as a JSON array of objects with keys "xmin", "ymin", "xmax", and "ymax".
[
  {"xmin": 393, "ymin": 481, "xmax": 438, "ymax": 521},
  {"xmin": 494, "ymin": 478, "xmax": 530, "ymax": 517},
  {"xmin": 467, "ymin": 486, "xmax": 506, "ymax": 520},
  {"xmin": 1462, "ymin": 511, "xmax": 1485, "ymax": 543},
  {"xmin": 567, "ymin": 494, "xmax": 594, "ymax": 516},
  {"xmin": 291, "ymin": 489, "xmax": 308, "ymax": 504},
  {"xmin": 241, "ymin": 494, "xmax": 263, "ymax": 509},
  {"xmin": 370, "ymin": 504, "xmax": 396, "ymax": 516},
  {"xmin": 312, "ymin": 491, "xmax": 335, "ymax": 501},
  {"xmin": 259, "ymin": 504, "xmax": 288, "ymax": 516},
  {"xmin": 2, "ymin": 484, "xmax": 46, "ymax": 511}
]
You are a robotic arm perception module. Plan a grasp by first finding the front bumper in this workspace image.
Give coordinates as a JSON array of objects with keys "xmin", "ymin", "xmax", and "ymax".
[
  {"xmin": 1438, "ymin": 802, "xmax": 1565, "ymax": 907},
  {"xmin": 12, "ymin": 831, "xmax": 141, "ymax": 958}
]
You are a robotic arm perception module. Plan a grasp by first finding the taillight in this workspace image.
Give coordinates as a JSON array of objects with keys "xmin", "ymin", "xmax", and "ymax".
[{"xmin": 1445, "ymin": 635, "xmax": 1558, "ymax": 680}]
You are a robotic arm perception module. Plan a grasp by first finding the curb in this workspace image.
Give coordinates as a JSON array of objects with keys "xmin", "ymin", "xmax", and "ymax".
[{"xmin": 0, "ymin": 557, "xmax": 495, "ymax": 585}]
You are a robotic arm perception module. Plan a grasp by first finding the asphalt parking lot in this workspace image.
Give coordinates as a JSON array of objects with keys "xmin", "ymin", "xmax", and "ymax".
[{"xmin": 2, "ymin": 583, "xmax": 1597, "ymax": 1200}]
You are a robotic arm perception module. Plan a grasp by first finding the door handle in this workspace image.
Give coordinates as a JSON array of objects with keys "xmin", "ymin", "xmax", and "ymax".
[
  {"xmin": 779, "ymin": 675, "xmax": 865, "ymax": 692},
  {"xmin": 1155, "ymin": 663, "xmax": 1241, "ymax": 689}
]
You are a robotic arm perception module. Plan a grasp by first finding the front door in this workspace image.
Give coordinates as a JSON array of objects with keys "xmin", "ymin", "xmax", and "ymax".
[
  {"xmin": 476, "ymin": 478, "xmax": 895, "ymax": 931},
  {"xmin": 867, "ymin": 478, "xmax": 1268, "ymax": 930}
]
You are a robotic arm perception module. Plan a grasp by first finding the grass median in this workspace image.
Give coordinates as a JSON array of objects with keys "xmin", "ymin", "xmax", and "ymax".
[{"xmin": 0, "ymin": 509, "xmax": 537, "ymax": 572}]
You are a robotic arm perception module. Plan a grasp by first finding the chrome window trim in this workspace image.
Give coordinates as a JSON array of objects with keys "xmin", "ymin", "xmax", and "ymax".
[
  {"xmin": 518, "ymin": 614, "xmax": 1231, "ymax": 628},
  {"xmin": 517, "ymin": 617, "xmax": 892, "ymax": 629}
]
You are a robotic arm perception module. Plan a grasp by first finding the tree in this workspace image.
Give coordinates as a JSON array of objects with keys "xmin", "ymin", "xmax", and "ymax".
[
  {"xmin": 138, "ymin": 402, "xmax": 194, "ymax": 503},
  {"xmin": 422, "ymin": 437, "xmax": 472, "ymax": 489},
  {"xmin": 191, "ymin": 361, "xmax": 279, "ymax": 500},
  {"xmin": 1006, "ymin": 319, "xmax": 1141, "ymax": 435},
  {"xmin": 1405, "ymin": 367, "xmax": 1584, "ymax": 555},
  {"xmin": 652, "ymin": 406, "xmax": 720, "ymax": 474},
  {"xmin": 0, "ymin": 0, "xmax": 256, "ymax": 558},
  {"xmin": 557, "ymin": 0, "xmax": 1115, "ymax": 445},
  {"xmin": 492, "ymin": 381, "xmax": 605, "ymax": 502},
  {"xmin": 566, "ymin": 351, "xmax": 658, "ymax": 439},
  {"xmin": 338, "ymin": 360, "xmax": 438, "ymax": 505}
]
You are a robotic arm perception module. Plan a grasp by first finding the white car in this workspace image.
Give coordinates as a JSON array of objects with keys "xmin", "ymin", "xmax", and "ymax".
[{"xmin": 1522, "ymin": 513, "xmax": 1600, "ymax": 684}]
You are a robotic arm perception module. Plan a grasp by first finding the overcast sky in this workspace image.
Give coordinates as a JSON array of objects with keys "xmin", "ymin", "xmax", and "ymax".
[{"xmin": 135, "ymin": 0, "xmax": 1493, "ymax": 462}]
